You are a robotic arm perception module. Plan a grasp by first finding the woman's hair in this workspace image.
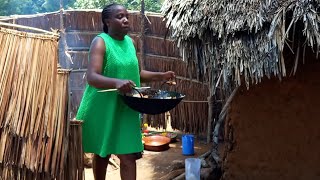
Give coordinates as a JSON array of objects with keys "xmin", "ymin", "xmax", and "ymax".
[{"xmin": 102, "ymin": 3, "xmax": 121, "ymax": 33}]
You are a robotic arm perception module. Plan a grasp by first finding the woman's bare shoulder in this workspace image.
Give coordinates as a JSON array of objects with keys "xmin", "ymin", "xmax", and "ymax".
[{"xmin": 90, "ymin": 36, "xmax": 106, "ymax": 52}]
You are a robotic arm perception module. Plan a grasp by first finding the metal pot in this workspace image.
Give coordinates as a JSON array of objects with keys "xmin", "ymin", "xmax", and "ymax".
[{"xmin": 142, "ymin": 135, "xmax": 171, "ymax": 151}]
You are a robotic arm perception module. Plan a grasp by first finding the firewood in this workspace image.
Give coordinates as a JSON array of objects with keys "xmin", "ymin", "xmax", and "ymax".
[
  {"xmin": 160, "ymin": 169, "xmax": 185, "ymax": 180},
  {"xmin": 172, "ymin": 167, "xmax": 216, "ymax": 180},
  {"xmin": 169, "ymin": 160, "xmax": 184, "ymax": 171},
  {"xmin": 109, "ymin": 158, "xmax": 120, "ymax": 169}
]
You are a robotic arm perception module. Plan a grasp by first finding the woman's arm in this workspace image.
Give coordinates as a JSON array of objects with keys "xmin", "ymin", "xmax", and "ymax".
[
  {"xmin": 131, "ymin": 38, "xmax": 175, "ymax": 83},
  {"xmin": 140, "ymin": 70, "xmax": 175, "ymax": 83},
  {"xmin": 86, "ymin": 37, "xmax": 135, "ymax": 93}
]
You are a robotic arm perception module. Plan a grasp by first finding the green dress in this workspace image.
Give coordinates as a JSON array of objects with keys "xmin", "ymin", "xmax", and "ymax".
[{"xmin": 76, "ymin": 33, "xmax": 143, "ymax": 157}]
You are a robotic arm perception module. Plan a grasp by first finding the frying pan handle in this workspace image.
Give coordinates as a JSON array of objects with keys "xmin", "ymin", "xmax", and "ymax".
[
  {"xmin": 160, "ymin": 77, "xmax": 177, "ymax": 90},
  {"xmin": 132, "ymin": 87, "xmax": 143, "ymax": 98}
]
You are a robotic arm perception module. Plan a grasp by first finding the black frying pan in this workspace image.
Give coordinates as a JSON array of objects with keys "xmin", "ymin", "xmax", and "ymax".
[{"xmin": 120, "ymin": 88, "xmax": 185, "ymax": 115}]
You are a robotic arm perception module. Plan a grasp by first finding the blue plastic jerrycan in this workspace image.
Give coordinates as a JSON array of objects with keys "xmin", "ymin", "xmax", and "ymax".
[{"xmin": 182, "ymin": 134, "xmax": 194, "ymax": 155}]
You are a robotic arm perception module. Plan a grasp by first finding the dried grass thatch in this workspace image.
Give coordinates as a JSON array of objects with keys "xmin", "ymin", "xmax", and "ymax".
[
  {"xmin": 162, "ymin": 0, "xmax": 320, "ymax": 91},
  {"xmin": 0, "ymin": 26, "xmax": 74, "ymax": 179},
  {"xmin": 63, "ymin": 120, "xmax": 84, "ymax": 180}
]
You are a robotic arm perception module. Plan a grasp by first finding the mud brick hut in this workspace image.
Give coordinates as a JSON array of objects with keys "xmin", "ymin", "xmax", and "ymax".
[{"xmin": 162, "ymin": 0, "xmax": 320, "ymax": 179}]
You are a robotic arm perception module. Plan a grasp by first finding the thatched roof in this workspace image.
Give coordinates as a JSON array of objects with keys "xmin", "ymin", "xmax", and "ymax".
[{"xmin": 162, "ymin": 0, "xmax": 320, "ymax": 91}]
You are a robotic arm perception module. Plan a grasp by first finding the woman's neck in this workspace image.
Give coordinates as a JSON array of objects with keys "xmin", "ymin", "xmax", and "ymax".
[{"xmin": 108, "ymin": 31, "xmax": 125, "ymax": 40}]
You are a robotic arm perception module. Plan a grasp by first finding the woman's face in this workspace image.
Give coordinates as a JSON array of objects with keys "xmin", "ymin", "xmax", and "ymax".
[{"xmin": 106, "ymin": 5, "xmax": 130, "ymax": 35}]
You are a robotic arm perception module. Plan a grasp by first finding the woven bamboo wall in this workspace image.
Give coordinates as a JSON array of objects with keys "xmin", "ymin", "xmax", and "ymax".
[{"xmin": 3, "ymin": 10, "xmax": 209, "ymax": 134}]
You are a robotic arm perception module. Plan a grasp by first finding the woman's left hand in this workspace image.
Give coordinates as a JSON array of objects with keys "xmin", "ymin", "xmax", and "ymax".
[{"xmin": 162, "ymin": 71, "xmax": 175, "ymax": 81}]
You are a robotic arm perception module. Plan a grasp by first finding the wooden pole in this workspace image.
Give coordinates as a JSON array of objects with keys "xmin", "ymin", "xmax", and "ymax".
[
  {"xmin": 58, "ymin": 0, "xmax": 75, "ymax": 178},
  {"xmin": 140, "ymin": 0, "xmax": 149, "ymax": 125},
  {"xmin": 206, "ymin": 95, "xmax": 213, "ymax": 144},
  {"xmin": 213, "ymin": 86, "xmax": 239, "ymax": 150},
  {"xmin": 0, "ymin": 22, "xmax": 58, "ymax": 36},
  {"xmin": 59, "ymin": 0, "xmax": 67, "ymax": 68},
  {"xmin": 207, "ymin": 70, "xmax": 224, "ymax": 143},
  {"xmin": 140, "ymin": 0, "xmax": 146, "ymax": 70}
]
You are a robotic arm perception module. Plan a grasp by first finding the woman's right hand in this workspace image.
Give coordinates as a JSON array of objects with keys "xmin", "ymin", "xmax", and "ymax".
[{"xmin": 115, "ymin": 80, "xmax": 136, "ymax": 93}]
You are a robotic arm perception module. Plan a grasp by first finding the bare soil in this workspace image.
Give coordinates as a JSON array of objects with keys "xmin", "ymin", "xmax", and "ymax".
[{"xmin": 85, "ymin": 135, "xmax": 211, "ymax": 180}]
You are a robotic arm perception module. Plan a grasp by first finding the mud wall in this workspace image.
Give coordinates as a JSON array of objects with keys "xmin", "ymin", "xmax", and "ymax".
[{"xmin": 223, "ymin": 54, "xmax": 320, "ymax": 179}]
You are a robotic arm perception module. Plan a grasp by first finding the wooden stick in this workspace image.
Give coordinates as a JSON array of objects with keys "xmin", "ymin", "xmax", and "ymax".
[
  {"xmin": 109, "ymin": 158, "xmax": 120, "ymax": 169},
  {"xmin": 172, "ymin": 172, "xmax": 185, "ymax": 180},
  {"xmin": 97, "ymin": 86, "xmax": 150, "ymax": 92},
  {"xmin": 78, "ymin": 121, "xmax": 84, "ymax": 179},
  {"xmin": 160, "ymin": 169, "xmax": 185, "ymax": 180},
  {"xmin": 0, "ymin": 21, "xmax": 59, "ymax": 36},
  {"xmin": 207, "ymin": 95, "xmax": 213, "ymax": 143},
  {"xmin": 213, "ymin": 86, "xmax": 239, "ymax": 153},
  {"xmin": 198, "ymin": 150, "xmax": 211, "ymax": 160}
]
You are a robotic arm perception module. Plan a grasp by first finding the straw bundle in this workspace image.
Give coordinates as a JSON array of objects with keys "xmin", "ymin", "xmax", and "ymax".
[
  {"xmin": 0, "ymin": 69, "xmax": 70, "ymax": 179},
  {"xmin": 0, "ymin": 26, "xmax": 72, "ymax": 179},
  {"xmin": 62, "ymin": 120, "xmax": 83, "ymax": 180}
]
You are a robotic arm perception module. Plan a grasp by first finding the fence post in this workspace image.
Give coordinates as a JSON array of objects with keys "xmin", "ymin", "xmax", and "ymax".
[{"xmin": 140, "ymin": 0, "xmax": 146, "ymax": 70}]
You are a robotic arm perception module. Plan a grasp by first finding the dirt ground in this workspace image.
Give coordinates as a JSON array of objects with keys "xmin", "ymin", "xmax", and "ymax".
[{"xmin": 84, "ymin": 135, "xmax": 211, "ymax": 180}]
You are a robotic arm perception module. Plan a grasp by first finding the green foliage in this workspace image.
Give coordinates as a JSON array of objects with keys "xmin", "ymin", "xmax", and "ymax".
[
  {"xmin": 73, "ymin": 0, "xmax": 162, "ymax": 13},
  {"xmin": 0, "ymin": 0, "xmax": 162, "ymax": 16},
  {"xmin": 73, "ymin": 0, "xmax": 127, "ymax": 9},
  {"xmin": 74, "ymin": 0, "xmax": 124, "ymax": 9},
  {"xmin": 0, "ymin": 0, "xmax": 44, "ymax": 16},
  {"xmin": 126, "ymin": 0, "xmax": 162, "ymax": 12},
  {"xmin": 0, "ymin": 0, "xmax": 76, "ymax": 16},
  {"xmin": 42, "ymin": 0, "xmax": 76, "ymax": 12}
]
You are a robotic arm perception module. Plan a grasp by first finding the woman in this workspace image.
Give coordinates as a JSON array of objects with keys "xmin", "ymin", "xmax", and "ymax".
[{"xmin": 76, "ymin": 3, "xmax": 175, "ymax": 180}]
